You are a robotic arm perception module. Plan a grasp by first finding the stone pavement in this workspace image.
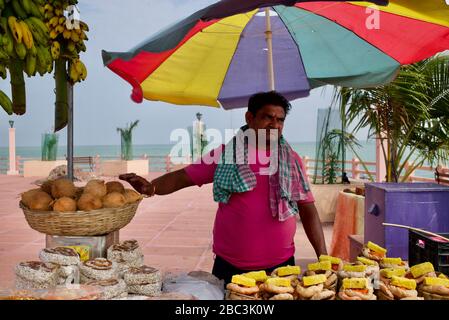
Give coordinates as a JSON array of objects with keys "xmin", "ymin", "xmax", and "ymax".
[{"xmin": 0, "ymin": 174, "xmax": 333, "ymax": 288}]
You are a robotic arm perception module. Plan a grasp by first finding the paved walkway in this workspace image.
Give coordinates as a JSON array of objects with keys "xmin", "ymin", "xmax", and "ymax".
[{"xmin": 0, "ymin": 174, "xmax": 333, "ymax": 287}]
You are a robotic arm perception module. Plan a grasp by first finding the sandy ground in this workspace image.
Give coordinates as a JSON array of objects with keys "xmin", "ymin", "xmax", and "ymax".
[{"xmin": 0, "ymin": 174, "xmax": 333, "ymax": 288}]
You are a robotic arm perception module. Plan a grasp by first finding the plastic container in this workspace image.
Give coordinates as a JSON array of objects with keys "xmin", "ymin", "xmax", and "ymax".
[
  {"xmin": 408, "ymin": 229, "xmax": 449, "ymax": 275},
  {"xmin": 364, "ymin": 183, "xmax": 449, "ymax": 259}
]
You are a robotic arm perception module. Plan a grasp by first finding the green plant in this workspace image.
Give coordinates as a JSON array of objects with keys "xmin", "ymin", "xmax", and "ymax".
[
  {"xmin": 335, "ymin": 55, "xmax": 449, "ymax": 182},
  {"xmin": 117, "ymin": 120, "xmax": 139, "ymax": 161},
  {"xmin": 41, "ymin": 133, "xmax": 59, "ymax": 161}
]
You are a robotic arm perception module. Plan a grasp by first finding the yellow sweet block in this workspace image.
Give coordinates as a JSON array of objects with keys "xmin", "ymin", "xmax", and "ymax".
[
  {"xmin": 381, "ymin": 257, "xmax": 402, "ymax": 265},
  {"xmin": 423, "ymin": 277, "xmax": 449, "ymax": 287},
  {"xmin": 380, "ymin": 268, "xmax": 407, "ymax": 279},
  {"xmin": 244, "ymin": 271, "xmax": 268, "ymax": 282},
  {"xmin": 357, "ymin": 257, "xmax": 377, "ymax": 266},
  {"xmin": 341, "ymin": 278, "xmax": 368, "ymax": 290},
  {"xmin": 439, "ymin": 273, "xmax": 448, "ymax": 280},
  {"xmin": 410, "ymin": 262, "xmax": 435, "ymax": 279},
  {"xmin": 231, "ymin": 275, "xmax": 256, "ymax": 287},
  {"xmin": 266, "ymin": 277, "xmax": 291, "ymax": 287},
  {"xmin": 366, "ymin": 241, "xmax": 387, "ymax": 255},
  {"xmin": 303, "ymin": 274, "xmax": 327, "ymax": 287},
  {"xmin": 308, "ymin": 260, "xmax": 332, "ymax": 271},
  {"xmin": 319, "ymin": 255, "xmax": 342, "ymax": 265},
  {"xmin": 343, "ymin": 264, "xmax": 367, "ymax": 272},
  {"xmin": 390, "ymin": 276, "xmax": 417, "ymax": 290},
  {"xmin": 277, "ymin": 265, "xmax": 301, "ymax": 277}
]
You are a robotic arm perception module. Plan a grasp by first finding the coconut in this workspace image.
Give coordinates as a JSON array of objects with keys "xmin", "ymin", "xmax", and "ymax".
[
  {"xmin": 106, "ymin": 181, "xmax": 125, "ymax": 194},
  {"xmin": 77, "ymin": 193, "xmax": 103, "ymax": 211},
  {"xmin": 102, "ymin": 192, "xmax": 126, "ymax": 208},
  {"xmin": 52, "ymin": 197, "xmax": 77, "ymax": 213},
  {"xmin": 28, "ymin": 191, "xmax": 53, "ymax": 211},
  {"xmin": 84, "ymin": 180, "xmax": 107, "ymax": 198},
  {"xmin": 21, "ymin": 189, "xmax": 44, "ymax": 207},
  {"xmin": 40, "ymin": 180, "xmax": 54, "ymax": 195},
  {"xmin": 51, "ymin": 179, "xmax": 76, "ymax": 199},
  {"xmin": 123, "ymin": 189, "xmax": 143, "ymax": 204}
]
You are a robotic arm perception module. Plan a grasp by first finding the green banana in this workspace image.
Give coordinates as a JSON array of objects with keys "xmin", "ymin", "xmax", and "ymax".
[
  {"xmin": 0, "ymin": 46, "xmax": 9, "ymax": 60},
  {"xmin": 29, "ymin": 0, "xmax": 43, "ymax": 19},
  {"xmin": 0, "ymin": 0, "xmax": 5, "ymax": 11},
  {"xmin": 33, "ymin": 0, "xmax": 45, "ymax": 6},
  {"xmin": 35, "ymin": 44, "xmax": 46, "ymax": 67},
  {"xmin": 28, "ymin": 43, "xmax": 36, "ymax": 56},
  {"xmin": 0, "ymin": 63, "xmax": 7, "ymax": 79},
  {"xmin": 11, "ymin": 0, "xmax": 28, "ymax": 19},
  {"xmin": 0, "ymin": 89, "xmax": 13, "ymax": 115},
  {"xmin": 24, "ymin": 52, "xmax": 36, "ymax": 76},
  {"xmin": 42, "ymin": 45, "xmax": 52, "ymax": 66},
  {"xmin": 3, "ymin": 29, "xmax": 14, "ymax": 56},
  {"xmin": 24, "ymin": 19, "xmax": 47, "ymax": 46},
  {"xmin": 19, "ymin": 0, "xmax": 32, "ymax": 15},
  {"xmin": 0, "ymin": 17, "xmax": 7, "ymax": 34},
  {"xmin": 36, "ymin": 59, "xmax": 46, "ymax": 76},
  {"xmin": 14, "ymin": 40, "xmax": 27, "ymax": 59},
  {"xmin": 28, "ymin": 16, "xmax": 49, "ymax": 34}
]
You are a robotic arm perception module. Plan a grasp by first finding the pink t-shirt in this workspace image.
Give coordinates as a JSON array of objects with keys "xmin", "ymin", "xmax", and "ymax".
[{"xmin": 184, "ymin": 144, "xmax": 315, "ymax": 270}]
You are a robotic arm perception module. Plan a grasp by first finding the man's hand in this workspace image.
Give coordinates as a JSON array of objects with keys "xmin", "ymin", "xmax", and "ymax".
[{"xmin": 119, "ymin": 173, "xmax": 154, "ymax": 196}]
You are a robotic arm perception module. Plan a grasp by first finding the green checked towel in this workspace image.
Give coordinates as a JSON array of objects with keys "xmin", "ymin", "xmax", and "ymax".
[{"xmin": 213, "ymin": 126, "xmax": 310, "ymax": 221}]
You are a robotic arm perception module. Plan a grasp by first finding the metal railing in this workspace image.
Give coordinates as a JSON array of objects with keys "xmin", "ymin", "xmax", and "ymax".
[
  {"xmin": 0, "ymin": 154, "xmax": 443, "ymax": 182},
  {"xmin": 302, "ymin": 157, "xmax": 439, "ymax": 183}
]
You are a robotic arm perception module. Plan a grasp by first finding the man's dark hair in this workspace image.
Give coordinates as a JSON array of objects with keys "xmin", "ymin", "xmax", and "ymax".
[{"xmin": 248, "ymin": 91, "xmax": 292, "ymax": 116}]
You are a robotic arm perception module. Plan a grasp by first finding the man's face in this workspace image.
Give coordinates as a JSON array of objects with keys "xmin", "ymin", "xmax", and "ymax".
[{"xmin": 246, "ymin": 104, "xmax": 286, "ymax": 144}]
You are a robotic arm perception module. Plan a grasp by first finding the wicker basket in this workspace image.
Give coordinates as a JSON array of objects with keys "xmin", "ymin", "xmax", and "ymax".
[{"xmin": 20, "ymin": 200, "xmax": 141, "ymax": 236}]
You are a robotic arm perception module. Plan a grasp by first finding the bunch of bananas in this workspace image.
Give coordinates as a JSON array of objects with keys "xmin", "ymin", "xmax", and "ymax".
[
  {"xmin": 0, "ymin": 0, "xmax": 52, "ymax": 78},
  {"xmin": 44, "ymin": 0, "xmax": 88, "ymax": 84}
]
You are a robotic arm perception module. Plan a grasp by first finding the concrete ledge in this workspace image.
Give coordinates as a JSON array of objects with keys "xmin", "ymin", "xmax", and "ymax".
[
  {"xmin": 100, "ymin": 160, "xmax": 149, "ymax": 176},
  {"xmin": 23, "ymin": 160, "xmax": 67, "ymax": 178}
]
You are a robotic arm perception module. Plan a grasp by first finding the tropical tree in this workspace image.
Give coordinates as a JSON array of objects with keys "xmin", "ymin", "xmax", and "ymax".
[
  {"xmin": 335, "ymin": 55, "xmax": 449, "ymax": 182},
  {"xmin": 117, "ymin": 120, "xmax": 139, "ymax": 161}
]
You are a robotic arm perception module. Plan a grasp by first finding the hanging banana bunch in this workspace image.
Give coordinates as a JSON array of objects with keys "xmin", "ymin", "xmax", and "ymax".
[
  {"xmin": 0, "ymin": 0, "xmax": 50, "ymax": 115},
  {"xmin": 44, "ymin": 0, "xmax": 88, "ymax": 85},
  {"xmin": 43, "ymin": 0, "xmax": 89, "ymax": 131}
]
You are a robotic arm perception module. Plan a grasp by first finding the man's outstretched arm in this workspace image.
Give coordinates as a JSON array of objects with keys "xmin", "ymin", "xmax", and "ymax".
[
  {"xmin": 298, "ymin": 203, "xmax": 328, "ymax": 257},
  {"xmin": 119, "ymin": 169, "xmax": 195, "ymax": 196}
]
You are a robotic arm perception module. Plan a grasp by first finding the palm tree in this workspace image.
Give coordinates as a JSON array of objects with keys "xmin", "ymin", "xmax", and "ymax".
[
  {"xmin": 335, "ymin": 55, "xmax": 449, "ymax": 182},
  {"xmin": 117, "ymin": 120, "xmax": 140, "ymax": 161}
]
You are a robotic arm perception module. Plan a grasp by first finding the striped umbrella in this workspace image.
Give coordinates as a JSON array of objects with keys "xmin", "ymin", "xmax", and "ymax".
[{"xmin": 102, "ymin": 0, "xmax": 449, "ymax": 109}]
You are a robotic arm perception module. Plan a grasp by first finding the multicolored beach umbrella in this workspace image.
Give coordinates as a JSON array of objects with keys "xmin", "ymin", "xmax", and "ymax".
[{"xmin": 102, "ymin": 0, "xmax": 449, "ymax": 109}]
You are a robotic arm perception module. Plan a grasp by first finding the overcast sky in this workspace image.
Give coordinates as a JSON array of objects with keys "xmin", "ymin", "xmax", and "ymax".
[{"xmin": 0, "ymin": 0, "xmax": 345, "ymax": 147}]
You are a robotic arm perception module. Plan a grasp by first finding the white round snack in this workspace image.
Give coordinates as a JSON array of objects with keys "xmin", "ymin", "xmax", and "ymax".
[
  {"xmin": 79, "ymin": 258, "xmax": 118, "ymax": 283},
  {"xmin": 15, "ymin": 261, "xmax": 59, "ymax": 285},
  {"xmin": 107, "ymin": 240, "xmax": 143, "ymax": 263},
  {"xmin": 85, "ymin": 278, "xmax": 128, "ymax": 300},
  {"xmin": 39, "ymin": 247, "xmax": 81, "ymax": 266},
  {"xmin": 124, "ymin": 266, "xmax": 162, "ymax": 286},
  {"xmin": 127, "ymin": 281, "xmax": 162, "ymax": 297}
]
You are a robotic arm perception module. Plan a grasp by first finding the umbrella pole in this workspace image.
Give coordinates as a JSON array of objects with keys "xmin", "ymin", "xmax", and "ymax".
[
  {"xmin": 265, "ymin": 8, "xmax": 275, "ymax": 91},
  {"xmin": 67, "ymin": 83, "xmax": 74, "ymax": 182}
]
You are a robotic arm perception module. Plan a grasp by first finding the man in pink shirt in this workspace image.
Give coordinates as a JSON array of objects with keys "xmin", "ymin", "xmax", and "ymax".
[{"xmin": 120, "ymin": 91, "xmax": 327, "ymax": 284}]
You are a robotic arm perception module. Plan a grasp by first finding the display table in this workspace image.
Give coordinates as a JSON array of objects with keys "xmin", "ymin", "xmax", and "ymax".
[{"xmin": 330, "ymin": 191, "xmax": 365, "ymax": 260}]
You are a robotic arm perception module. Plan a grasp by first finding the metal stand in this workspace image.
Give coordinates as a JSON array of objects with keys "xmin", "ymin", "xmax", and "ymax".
[{"xmin": 68, "ymin": 83, "xmax": 74, "ymax": 181}]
